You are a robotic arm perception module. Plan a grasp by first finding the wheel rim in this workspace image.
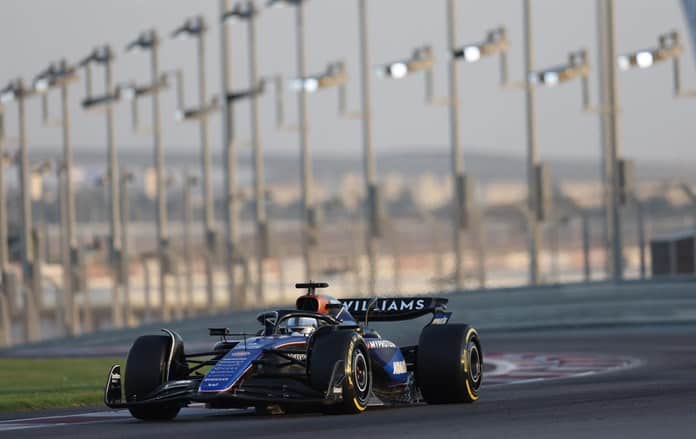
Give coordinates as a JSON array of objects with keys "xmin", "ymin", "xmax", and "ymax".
[
  {"xmin": 353, "ymin": 350, "xmax": 369, "ymax": 394},
  {"xmin": 468, "ymin": 342, "xmax": 482, "ymax": 388}
]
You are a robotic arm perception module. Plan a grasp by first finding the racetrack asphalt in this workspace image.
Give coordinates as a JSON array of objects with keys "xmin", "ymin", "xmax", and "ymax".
[{"xmin": 2, "ymin": 324, "xmax": 695, "ymax": 438}]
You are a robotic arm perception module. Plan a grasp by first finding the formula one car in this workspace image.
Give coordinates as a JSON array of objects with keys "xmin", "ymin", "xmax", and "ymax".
[{"xmin": 104, "ymin": 282, "xmax": 482, "ymax": 420}]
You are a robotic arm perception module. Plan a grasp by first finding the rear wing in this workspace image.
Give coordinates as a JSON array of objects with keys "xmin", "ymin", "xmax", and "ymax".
[{"xmin": 339, "ymin": 297, "xmax": 448, "ymax": 322}]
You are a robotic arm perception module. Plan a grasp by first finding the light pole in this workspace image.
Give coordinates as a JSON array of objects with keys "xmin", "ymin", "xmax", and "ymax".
[
  {"xmin": 219, "ymin": 0, "xmax": 242, "ymax": 308},
  {"xmin": 597, "ymin": 0, "xmax": 624, "ymax": 281},
  {"xmin": 182, "ymin": 174, "xmax": 198, "ymax": 315},
  {"xmin": 378, "ymin": 44, "xmax": 441, "ymax": 289},
  {"xmin": 357, "ymin": 0, "xmax": 378, "ymax": 296},
  {"xmin": 529, "ymin": 50, "xmax": 594, "ymax": 283},
  {"xmin": 33, "ymin": 60, "xmax": 83, "ymax": 334},
  {"xmin": 1, "ymin": 80, "xmax": 41, "ymax": 342},
  {"xmin": 223, "ymin": 1, "xmax": 270, "ymax": 302},
  {"xmin": 171, "ymin": 16, "xmax": 218, "ymax": 311},
  {"xmin": 449, "ymin": 20, "xmax": 509, "ymax": 290},
  {"xmin": 522, "ymin": 0, "xmax": 543, "ymax": 286},
  {"xmin": 0, "ymin": 112, "xmax": 11, "ymax": 347},
  {"xmin": 78, "ymin": 45, "xmax": 124, "ymax": 328},
  {"xmin": 617, "ymin": 30, "xmax": 696, "ymax": 278},
  {"xmin": 269, "ymin": 0, "xmax": 318, "ymax": 282},
  {"xmin": 120, "ymin": 170, "xmax": 134, "ymax": 326},
  {"xmin": 125, "ymin": 30, "xmax": 171, "ymax": 321}
]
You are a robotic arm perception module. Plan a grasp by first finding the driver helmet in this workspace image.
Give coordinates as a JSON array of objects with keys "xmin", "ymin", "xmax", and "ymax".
[{"xmin": 286, "ymin": 317, "xmax": 318, "ymax": 336}]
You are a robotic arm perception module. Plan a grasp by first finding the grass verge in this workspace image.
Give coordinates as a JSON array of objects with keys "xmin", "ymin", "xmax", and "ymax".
[{"xmin": 0, "ymin": 357, "xmax": 123, "ymax": 412}]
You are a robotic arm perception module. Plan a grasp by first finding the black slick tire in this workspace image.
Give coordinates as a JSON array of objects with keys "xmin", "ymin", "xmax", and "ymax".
[
  {"xmin": 416, "ymin": 324, "xmax": 482, "ymax": 404},
  {"xmin": 308, "ymin": 329, "xmax": 371, "ymax": 414},
  {"xmin": 124, "ymin": 335, "xmax": 184, "ymax": 421}
]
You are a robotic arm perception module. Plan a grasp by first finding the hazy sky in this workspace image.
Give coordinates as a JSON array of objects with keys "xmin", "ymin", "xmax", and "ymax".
[{"xmin": 1, "ymin": 0, "xmax": 695, "ymax": 165}]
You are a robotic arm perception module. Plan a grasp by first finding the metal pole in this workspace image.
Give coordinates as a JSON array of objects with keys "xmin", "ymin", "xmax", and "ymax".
[
  {"xmin": 58, "ymin": 62, "xmax": 82, "ymax": 333},
  {"xmin": 597, "ymin": 0, "xmax": 623, "ymax": 281},
  {"xmin": 195, "ymin": 21, "xmax": 217, "ymax": 312},
  {"xmin": 475, "ymin": 209, "xmax": 487, "ymax": 289},
  {"xmin": 120, "ymin": 171, "xmax": 133, "ymax": 326},
  {"xmin": 358, "ymin": 0, "xmax": 378, "ymax": 296},
  {"xmin": 295, "ymin": 2, "xmax": 315, "ymax": 281},
  {"xmin": 142, "ymin": 256, "xmax": 153, "ymax": 322},
  {"xmin": 446, "ymin": 0, "xmax": 466, "ymax": 290},
  {"xmin": 17, "ymin": 82, "xmax": 41, "ymax": 342},
  {"xmin": 0, "ymin": 108, "xmax": 11, "ymax": 347},
  {"xmin": 183, "ymin": 175, "xmax": 195, "ymax": 316},
  {"xmin": 247, "ymin": 2, "xmax": 267, "ymax": 302},
  {"xmin": 636, "ymin": 199, "xmax": 646, "ymax": 279},
  {"xmin": 551, "ymin": 220, "xmax": 561, "ymax": 283},
  {"xmin": 220, "ymin": 0, "xmax": 241, "ymax": 308},
  {"xmin": 58, "ymin": 164, "xmax": 73, "ymax": 333},
  {"xmin": 103, "ymin": 51, "xmax": 123, "ymax": 329},
  {"xmin": 582, "ymin": 212, "xmax": 592, "ymax": 282},
  {"xmin": 523, "ymin": 0, "xmax": 541, "ymax": 286},
  {"xmin": 150, "ymin": 34, "xmax": 170, "ymax": 321}
]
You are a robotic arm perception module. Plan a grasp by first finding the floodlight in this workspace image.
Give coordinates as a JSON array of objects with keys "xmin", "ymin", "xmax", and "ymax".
[
  {"xmin": 617, "ymin": 31, "xmax": 681, "ymax": 71},
  {"xmin": 453, "ymin": 27, "xmax": 508, "ymax": 63}
]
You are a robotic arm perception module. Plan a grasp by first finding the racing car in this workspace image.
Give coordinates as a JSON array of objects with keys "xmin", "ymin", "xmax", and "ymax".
[{"xmin": 104, "ymin": 282, "xmax": 482, "ymax": 420}]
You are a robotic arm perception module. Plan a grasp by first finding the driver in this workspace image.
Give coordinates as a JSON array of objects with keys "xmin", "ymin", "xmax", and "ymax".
[{"xmin": 286, "ymin": 317, "xmax": 318, "ymax": 336}]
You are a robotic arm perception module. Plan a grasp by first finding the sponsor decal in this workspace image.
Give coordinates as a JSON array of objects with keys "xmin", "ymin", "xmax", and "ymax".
[
  {"xmin": 392, "ymin": 360, "xmax": 407, "ymax": 375},
  {"xmin": 366, "ymin": 340, "xmax": 397, "ymax": 350},
  {"xmin": 285, "ymin": 353, "xmax": 307, "ymax": 361},
  {"xmin": 341, "ymin": 298, "xmax": 427, "ymax": 314}
]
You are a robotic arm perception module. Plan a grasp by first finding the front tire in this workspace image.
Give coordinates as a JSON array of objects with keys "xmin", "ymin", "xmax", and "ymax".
[
  {"xmin": 416, "ymin": 325, "xmax": 482, "ymax": 404},
  {"xmin": 308, "ymin": 329, "xmax": 371, "ymax": 414},
  {"xmin": 124, "ymin": 335, "xmax": 185, "ymax": 421}
]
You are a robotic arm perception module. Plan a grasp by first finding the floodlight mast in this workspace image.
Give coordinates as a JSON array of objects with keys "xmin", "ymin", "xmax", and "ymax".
[
  {"xmin": 0, "ymin": 106, "xmax": 11, "ymax": 347},
  {"xmin": 448, "ymin": 13, "xmax": 510, "ymax": 290},
  {"xmin": 223, "ymin": 1, "xmax": 270, "ymax": 302},
  {"xmin": 597, "ymin": 0, "xmax": 623, "ymax": 281},
  {"xmin": 125, "ymin": 29, "xmax": 172, "ymax": 321},
  {"xmin": 171, "ymin": 16, "xmax": 217, "ymax": 313},
  {"xmin": 0, "ymin": 79, "xmax": 41, "ymax": 342},
  {"xmin": 33, "ymin": 60, "xmax": 84, "ymax": 334},
  {"xmin": 79, "ymin": 45, "xmax": 125, "ymax": 329},
  {"xmin": 521, "ymin": 0, "xmax": 543, "ymax": 285},
  {"xmin": 357, "ymin": 0, "xmax": 378, "ymax": 297},
  {"xmin": 269, "ymin": 0, "xmax": 318, "ymax": 282},
  {"xmin": 182, "ymin": 174, "xmax": 198, "ymax": 315},
  {"xmin": 219, "ymin": 0, "xmax": 242, "ymax": 308}
]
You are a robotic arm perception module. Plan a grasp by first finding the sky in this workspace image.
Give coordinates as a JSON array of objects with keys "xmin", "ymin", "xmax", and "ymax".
[{"xmin": 0, "ymin": 0, "xmax": 695, "ymax": 165}]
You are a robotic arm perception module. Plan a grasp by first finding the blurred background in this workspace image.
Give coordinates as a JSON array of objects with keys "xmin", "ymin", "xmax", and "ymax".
[{"xmin": 0, "ymin": 0, "xmax": 695, "ymax": 346}]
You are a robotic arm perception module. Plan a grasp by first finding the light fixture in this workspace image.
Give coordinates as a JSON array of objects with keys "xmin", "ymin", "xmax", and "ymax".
[
  {"xmin": 529, "ymin": 50, "xmax": 589, "ymax": 87},
  {"xmin": 453, "ymin": 27, "xmax": 508, "ymax": 64},
  {"xmin": 171, "ymin": 16, "xmax": 206, "ymax": 40},
  {"xmin": 378, "ymin": 46, "xmax": 433, "ymax": 80},
  {"xmin": 125, "ymin": 30, "xmax": 158, "ymax": 52},
  {"xmin": 616, "ymin": 31, "xmax": 681, "ymax": 71},
  {"xmin": 291, "ymin": 61, "xmax": 346, "ymax": 92}
]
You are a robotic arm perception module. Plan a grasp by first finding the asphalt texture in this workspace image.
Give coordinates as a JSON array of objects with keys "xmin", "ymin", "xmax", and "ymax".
[{"xmin": 2, "ymin": 324, "xmax": 695, "ymax": 438}]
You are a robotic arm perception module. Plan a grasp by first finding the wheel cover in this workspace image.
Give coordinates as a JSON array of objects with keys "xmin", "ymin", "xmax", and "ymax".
[
  {"xmin": 353, "ymin": 350, "xmax": 369, "ymax": 394},
  {"xmin": 468, "ymin": 341, "xmax": 482, "ymax": 389}
]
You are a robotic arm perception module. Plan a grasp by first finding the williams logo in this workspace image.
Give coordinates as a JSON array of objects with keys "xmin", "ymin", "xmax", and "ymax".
[{"xmin": 340, "ymin": 298, "xmax": 428, "ymax": 314}]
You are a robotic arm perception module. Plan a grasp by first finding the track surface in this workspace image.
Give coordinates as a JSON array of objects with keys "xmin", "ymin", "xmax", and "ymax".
[{"xmin": 2, "ymin": 325, "xmax": 695, "ymax": 438}]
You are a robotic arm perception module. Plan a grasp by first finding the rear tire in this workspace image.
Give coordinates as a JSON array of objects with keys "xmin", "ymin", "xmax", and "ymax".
[
  {"xmin": 416, "ymin": 325, "xmax": 482, "ymax": 404},
  {"xmin": 125, "ymin": 335, "xmax": 185, "ymax": 421},
  {"xmin": 308, "ymin": 329, "xmax": 371, "ymax": 414}
]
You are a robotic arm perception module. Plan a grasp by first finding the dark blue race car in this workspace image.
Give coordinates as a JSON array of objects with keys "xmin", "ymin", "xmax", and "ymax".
[{"xmin": 104, "ymin": 282, "xmax": 483, "ymax": 420}]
